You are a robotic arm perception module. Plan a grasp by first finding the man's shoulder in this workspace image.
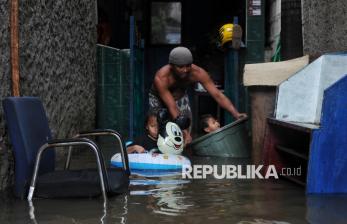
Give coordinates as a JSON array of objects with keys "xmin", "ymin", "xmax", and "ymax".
[
  {"xmin": 191, "ymin": 64, "xmax": 208, "ymax": 80},
  {"xmin": 156, "ymin": 64, "xmax": 171, "ymax": 76},
  {"xmin": 154, "ymin": 65, "xmax": 172, "ymax": 86}
]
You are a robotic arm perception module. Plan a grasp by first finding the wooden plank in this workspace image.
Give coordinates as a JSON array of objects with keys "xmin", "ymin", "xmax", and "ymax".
[
  {"xmin": 262, "ymin": 119, "xmax": 286, "ymax": 171},
  {"xmin": 10, "ymin": 0, "xmax": 20, "ymax": 96},
  {"xmin": 276, "ymin": 145, "xmax": 308, "ymax": 160},
  {"xmin": 249, "ymin": 87, "xmax": 276, "ymax": 165},
  {"xmin": 244, "ymin": 56, "xmax": 309, "ymax": 86},
  {"xmin": 267, "ymin": 117, "xmax": 318, "ymax": 133}
]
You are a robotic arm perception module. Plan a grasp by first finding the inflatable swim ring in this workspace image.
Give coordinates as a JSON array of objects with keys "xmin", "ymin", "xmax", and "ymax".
[{"xmin": 111, "ymin": 153, "xmax": 191, "ymax": 170}]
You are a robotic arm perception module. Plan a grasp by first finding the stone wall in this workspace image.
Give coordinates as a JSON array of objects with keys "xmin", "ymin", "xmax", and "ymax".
[
  {"xmin": 302, "ymin": 0, "xmax": 347, "ymax": 56},
  {"xmin": 0, "ymin": 0, "xmax": 97, "ymax": 190}
]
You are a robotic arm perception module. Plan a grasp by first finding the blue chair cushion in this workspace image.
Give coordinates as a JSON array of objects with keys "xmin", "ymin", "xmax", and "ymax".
[{"xmin": 3, "ymin": 97, "xmax": 55, "ymax": 198}]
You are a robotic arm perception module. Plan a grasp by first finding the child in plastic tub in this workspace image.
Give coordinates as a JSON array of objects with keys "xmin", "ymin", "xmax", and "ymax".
[{"xmin": 199, "ymin": 114, "xmax": 221, "ymax": 134}]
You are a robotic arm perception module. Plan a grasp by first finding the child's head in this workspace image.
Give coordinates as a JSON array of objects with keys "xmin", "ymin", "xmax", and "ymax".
[
  {"xmin": 200, "ymin": 114, "xmax": 220, "ymax": 133},
  {"xmin": 145, "ymin": 111, "xmax": 159, "ymax": 138}
]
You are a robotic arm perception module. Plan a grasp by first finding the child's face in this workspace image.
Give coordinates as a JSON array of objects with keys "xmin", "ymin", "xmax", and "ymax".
[
  {"xmin": 146, "ymin": 116, "xmax": 158, "ymax": 138},
  {"xmin": 205, "ymin": 117, "xmax": 220, "ymax": 133}
]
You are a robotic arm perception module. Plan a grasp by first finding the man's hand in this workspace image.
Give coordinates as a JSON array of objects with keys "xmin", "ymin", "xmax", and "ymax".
[
  {"xmin": 173, "ymin": 114, "xmax": 191, "ymax": 130},
  {"xmin": 235, "ymin": 113, "xmax": 248, "ymax": 120},
  {"xmin": 183, "ymin": 129, "xmax": 192, "ymax": 145}
]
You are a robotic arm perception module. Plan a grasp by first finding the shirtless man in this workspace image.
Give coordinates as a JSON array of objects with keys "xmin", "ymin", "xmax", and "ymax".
[{"xmin": 149, "ymin": 46, "xmax": 246, "ymax": 144}]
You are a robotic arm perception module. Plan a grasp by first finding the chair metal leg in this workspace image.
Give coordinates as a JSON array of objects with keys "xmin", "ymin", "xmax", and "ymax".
[
  {"xmin": 64, "ymin": 145, "xmax": 73, "ymax": 170},
  {"xmin": 65, "ymin": 129, "xmax": 129, "ymax": 171},
  {"xmin": 28, "ymin": 139, "xmax": 108, "ymax": 202}
]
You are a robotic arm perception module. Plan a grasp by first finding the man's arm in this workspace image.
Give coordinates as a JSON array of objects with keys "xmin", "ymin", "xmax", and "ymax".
[
  {"xmin": 197, "ymin": 67, "xmax": 246, "ymax": 119},
  {"xmin": 154, "ymin": 75, "xmax": 180, "ymax": 119}
]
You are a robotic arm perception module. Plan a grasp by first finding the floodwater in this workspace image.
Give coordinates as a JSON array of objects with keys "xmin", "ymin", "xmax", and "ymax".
[{"xmin": 1, "ymin": 154, "xmax": 347, "ymax": 224}]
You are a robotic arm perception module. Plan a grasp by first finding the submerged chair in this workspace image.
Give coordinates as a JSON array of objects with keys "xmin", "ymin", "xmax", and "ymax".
[{"xmin": 2, "ymin": 97, "xmax": 129, "ymax": 201}]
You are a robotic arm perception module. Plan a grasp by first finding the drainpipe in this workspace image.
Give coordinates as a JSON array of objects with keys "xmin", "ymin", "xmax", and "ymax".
[{"xmin": 10, "ymin": 0, "xmax": 20, "ymax": 96}]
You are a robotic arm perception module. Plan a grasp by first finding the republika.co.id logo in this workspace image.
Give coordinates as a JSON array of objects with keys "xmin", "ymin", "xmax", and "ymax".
[{"xmin": 182, "ymin": 165, "xmax": 302, "ymax": 179}]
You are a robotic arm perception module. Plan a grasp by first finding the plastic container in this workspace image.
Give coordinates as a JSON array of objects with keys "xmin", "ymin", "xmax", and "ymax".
[{"xmin": 190, "ymin": 117, "xmax": 249, "ymax": 157}]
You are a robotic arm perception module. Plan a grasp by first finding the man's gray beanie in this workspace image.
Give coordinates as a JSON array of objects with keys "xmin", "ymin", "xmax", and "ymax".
[{"xmin": 169, "ymin": 47, "xmax": 193, "ymax": 65}]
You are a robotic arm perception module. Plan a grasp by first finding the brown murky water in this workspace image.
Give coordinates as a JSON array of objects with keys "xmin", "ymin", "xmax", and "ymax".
[{"xmin": 0, "ymin": 149, "xmax": 346, "ymax": 224}]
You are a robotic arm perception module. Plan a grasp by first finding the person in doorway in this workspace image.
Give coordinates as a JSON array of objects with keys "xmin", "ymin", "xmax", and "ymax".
[
  {"xmin": 97, "ymin": 9, "xmax": 112, "ymax": 45},
  {"xmin": 199, "ymin": 114, "xmax": 221, "ymax": 134},
  {"xmin": 126, "ymin": 111, "xmax": 158, "ymax": 153},
  {"xmin": 149, "ymin": 46, "xmax": 247, "ymax": 144}
]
